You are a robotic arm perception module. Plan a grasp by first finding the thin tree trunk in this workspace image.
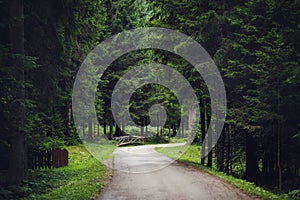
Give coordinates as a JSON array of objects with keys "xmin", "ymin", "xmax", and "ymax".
[
  {"xmin": 157, "ymin": 112, "xmax": 159, "ymax": 136},
  {"xmin": 172, "ymin": 123, "xmax": 177, "ymax": 137},
  {"xmin": 109, "ymin": 119, "xmax": 113, "ymax": 139},
  {"xmin": 8, "ymin": 0, "xmax": 27, "ymax": 185},
  {"xmin": 178, "ymin": 121, "xmax": 181, "ymax": 138},
  {"xmin": 115, "ymin": 124, "xmax": 121, "ymax": 137},
  {"xmin": 188, "ymin": 105, "xmax": 196, "ymax": 137},
  {"xmin": 226, "ymin": 124, "xmax": 232, "ymax": 174},
  {"xmin": 181, "ymin": 117, "xmax": 185, "ymax": 137},
  {"xmin": 277, "ymin": 79, "xmax": 282, "ymax": 191},
  {"xmin": 140, "ymin": 119, "xmax": 144, "ymax": 136},
  {"xmin": 225, "ymin": 125, "xmax": 229, "ymax": 173},
  {"xmin": 103, "ymin": 121, "xmax": 107, "ymax": 136},
  {"xmin": 221, "ymin": 128, "xmax": 225, "ymax": 172},
  {"xmin": 145, "ymin": 125, "xmax": 148, "ymax": 137},
  {"xmin": 245, "ymin": 132, "xmax": 260, "ymax": 181},
  {"xmin": 94, "ymin": 122, "xmax": 97, "ymax": 137},
  {"xmin": 207, "ymin": 108, "xmax": 212, "ymax": 168},
  {"xmin": 200, "ymin": 98, "xmax": 206, "ymax": 165},
  {"xmin": 277, "ymin": 129, "xmax": 282, "ymax": 191},
  {"xmin": 83, "ymin": 123, "xmax": 85, "ymax": 135},
  {"xmin": 217, "ymin": 126, "xmax": 225, "ymax": 172},
  {"xmin": 88, "ymin": 117, "xmax": 93, "ymax": 141}
]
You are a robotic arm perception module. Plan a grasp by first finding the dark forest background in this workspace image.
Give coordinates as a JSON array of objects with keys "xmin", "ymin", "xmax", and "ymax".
[{"xmin": 0, "ymin": 0, "xmax": 299, "ymax": 197}]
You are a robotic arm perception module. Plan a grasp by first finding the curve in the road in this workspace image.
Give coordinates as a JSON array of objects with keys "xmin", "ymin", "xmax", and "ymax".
[{"xmin": 98, "ymin": 144, "xmax": 256, "ymax": 200}]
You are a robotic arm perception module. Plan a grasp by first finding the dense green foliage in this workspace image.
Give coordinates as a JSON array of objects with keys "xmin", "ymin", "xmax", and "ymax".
[
  {"xmin": 148, "ymin": 0, "xmax": 300, "ymax": 193},
  {"xmin": 0, "ymin": 0, "xmax": 299, "ymax": 198}
]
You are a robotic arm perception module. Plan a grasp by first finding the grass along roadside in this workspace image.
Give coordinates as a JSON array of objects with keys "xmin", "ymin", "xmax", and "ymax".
[
  {"xmin": 156, "ymin": 145, "xmax": 290, "ymax": 200},
  {"xmin": 0, "ymin": 144, "xmax": 115, "ymax": 200}
]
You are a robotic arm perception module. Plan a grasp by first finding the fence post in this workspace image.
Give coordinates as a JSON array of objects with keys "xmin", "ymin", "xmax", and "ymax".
[
  {"xmin": 52, "ymin": 149, "xmax": 59, "ymax": 168},
  {"xmin": 52, "ymin": 149, "xmax": 68, "ymax": 168}
]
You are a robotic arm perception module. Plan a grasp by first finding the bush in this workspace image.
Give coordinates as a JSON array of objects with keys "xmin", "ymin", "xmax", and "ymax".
[
  {"xmin": 40, "ymin": 136, "xmax": 65, "ymax": 150},
  {"xmin": 126, "ymin": 126, "xmax": 140, "ymax": 135},
  {"xmin": 145, "ymin": 135, "xmax": 169, "ymax": 144},
  {"xmin": 288, "ymin": 190, "xmax": 300, "ymax": 199}
]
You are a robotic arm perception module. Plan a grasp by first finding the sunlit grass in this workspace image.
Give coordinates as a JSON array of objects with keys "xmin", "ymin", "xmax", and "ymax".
[
  {"xmin": 26, "ymin": 145, "xmax": 115, "ymax": 200},
  {"xmin": 169, "ymin": 137, "xmax": 188, "ymax": 143}
]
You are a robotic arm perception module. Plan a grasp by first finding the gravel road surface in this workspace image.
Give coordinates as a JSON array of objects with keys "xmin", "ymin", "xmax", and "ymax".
[{"xmin": 98, "ymin": 144, "xmax": 255, "ymax": 200}]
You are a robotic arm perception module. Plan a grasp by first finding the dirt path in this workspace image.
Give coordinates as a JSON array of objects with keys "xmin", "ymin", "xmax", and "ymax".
[{"xmin": 98, "ymin": 144, "xmax": 256, "ymax": 200}]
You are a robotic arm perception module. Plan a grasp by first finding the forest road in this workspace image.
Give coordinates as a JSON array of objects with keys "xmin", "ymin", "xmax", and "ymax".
[{"xmin": 97, "ymin": 143, "xmax": 256, "ymax": 200}]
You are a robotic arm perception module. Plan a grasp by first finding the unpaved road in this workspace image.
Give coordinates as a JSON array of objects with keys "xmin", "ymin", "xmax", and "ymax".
[{"xmin": 98, "ymin": 144, "xmax": 255, "ymax": 200}]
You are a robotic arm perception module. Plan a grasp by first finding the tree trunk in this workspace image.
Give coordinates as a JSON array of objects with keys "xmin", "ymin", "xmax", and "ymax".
[
  {"xmin": 200, "ymin": 98, "xmax": 206, "ymax": 165},
  {"xmin": 245, "ymin": 132, "xmax": 260, "ymax": 182},
  {"xmin": 103, "ymin": 121, "xmax": 107, "ymax": 136},
  {"xmin": 219, "ymin": 132, "xmax": 225, "ymax": 172},
  {"xmin": 221, "ymin": 130, "xmax": 225, "ymax": 172},
  {"xmin": 88, "ymin": 118, "xmax": 93, "ymax": 141},
  {"xmin": 181, "ymin": 117, "xmax": 185, "ymax": 137},
  {"xmin": 217, "ymin": 126, "xmax": 225, "ymax": 172},
  {"xmin": 88, "ymin": 117, "xmax": 93, "ymax": 141},
  {"xmin": 226, "ymin": 124, "xmax": 231, "ymax": 174},
  {"xmin": 277, "ymin": 132, "xmax": 282, "ymax": 191},
  {"xmin": 188, "ymin": 105, "xmax": 196, "ymax": 138},
  {"xmin": 172, "ymin": 123, "xmax": 177, "ymax": 137},
  {"xmin": 178, "ymin": 121, "xmax": 181, "ymax": 138},
  {"xmin": 145, "ymin": 125, "xmax": 148, "ymax": 137},
  {"xmin": 140, "ymin": 119, "xmax": 144, "ymax": 136},
  {"xmin": 115, "ymin": 124, "xmax": 121, "ymax": 137},
  {"xmin": 277, "ymin": 79, "xmax": 282, "ymax": 191},
  {"xmin": 83, "ymin": 123, "xmax": 85, "ymax": 135},
  {"xmin": 8, "ymin": 0, "xmax": 27, "ymax": 185},
  {"xmin": 207, "ymin": 108, "xmax": 212, "ymax": 168},
  {"xmin": 109, "ymin": 119, "xmax": 113, "ymax": 139}
]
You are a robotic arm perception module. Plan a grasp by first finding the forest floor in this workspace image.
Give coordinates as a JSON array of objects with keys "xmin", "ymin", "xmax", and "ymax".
[
  {"xmin": 0, "ymin": 145, "xmax": 115, "ymax": 200},
  {"xmin": 97, "ymin": 144, "xmax": 256, "ymax": 200}
]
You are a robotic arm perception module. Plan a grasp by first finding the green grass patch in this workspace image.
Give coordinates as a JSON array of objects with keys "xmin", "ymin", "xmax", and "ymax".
[
  {"xmin": 156, "ymin": 145, "xmax": 290, "ymax": 200},
  {"xmin": 169, "ymin": 137, "xmax": 187, "ymax": 143},
  {"xmin": 1, "ymin": 145, "xmax": 115, "ymax": 200}
]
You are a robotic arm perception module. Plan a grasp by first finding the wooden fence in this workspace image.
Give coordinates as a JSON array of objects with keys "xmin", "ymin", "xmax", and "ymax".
[{"xmin": 32, "ymin": 149, "xmax": 68, "ymax": 169}]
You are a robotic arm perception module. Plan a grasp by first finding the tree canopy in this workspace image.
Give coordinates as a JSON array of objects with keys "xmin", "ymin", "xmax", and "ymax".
[{"xmin": 0, "ymin": 0, "xmax": 299, "ymax": 195}]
